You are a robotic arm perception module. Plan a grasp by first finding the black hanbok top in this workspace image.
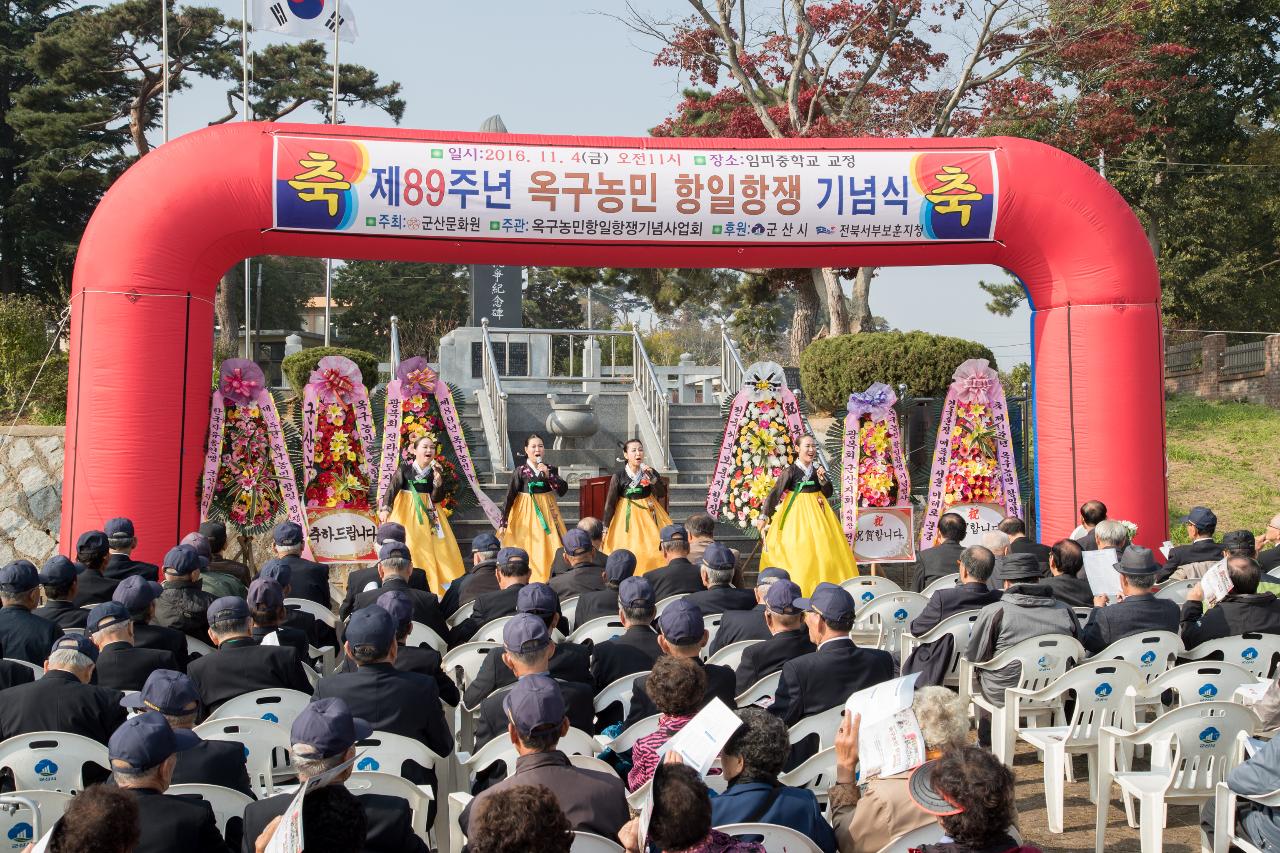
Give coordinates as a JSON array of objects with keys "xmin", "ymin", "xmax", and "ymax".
[
  {"xmin": 379, "ymin": 462, "xmax": 445, "ymax": 512},
  {"xmin": 602, "ymin": 465, "xmax": 667, "ymax": 529},
  {"xmin": 502, "ymin": 462, "xmax": 569, "ymax": 522},
  {"xmin": 761, "ymin": 462, "xmax": 832, "ymax": 520}
]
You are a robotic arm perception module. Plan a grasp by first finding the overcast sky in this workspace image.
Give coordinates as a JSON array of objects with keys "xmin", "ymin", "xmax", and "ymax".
[{"xmin": 161, "ymin": 0, "xmax": 1033, "ymax": 367}]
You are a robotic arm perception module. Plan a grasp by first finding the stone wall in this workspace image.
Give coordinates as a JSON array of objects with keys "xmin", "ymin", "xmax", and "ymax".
[
  {"xmin": 0, "ymin": 426, "xmax": 64, "ymax": 564},
  {"xmin": 1165, "ymin": 334, "xmax": 1280, "ymax": 406}
]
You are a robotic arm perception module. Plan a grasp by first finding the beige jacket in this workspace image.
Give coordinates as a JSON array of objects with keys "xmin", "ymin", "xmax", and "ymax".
[{"xmin": 829, "ymin": 774, "xmax": 935, "ymax": 853}]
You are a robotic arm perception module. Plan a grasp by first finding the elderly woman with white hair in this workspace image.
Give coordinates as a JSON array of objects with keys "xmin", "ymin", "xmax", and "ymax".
[{"xmin": 828, "ymin": 686, "xmax": 972, "ymax": 853}]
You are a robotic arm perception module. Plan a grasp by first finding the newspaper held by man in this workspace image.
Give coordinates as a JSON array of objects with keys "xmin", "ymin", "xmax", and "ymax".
[{"xmin": 1200, "ymin": 559, "xmax": 1234, "ymax": 608}]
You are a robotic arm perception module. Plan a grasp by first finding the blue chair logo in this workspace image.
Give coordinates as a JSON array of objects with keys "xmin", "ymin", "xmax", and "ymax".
[
  {"xmin": 1037, "ymin": 655, "xmax": 1050, "ymax": 671},
  {"xmin": 1199, "ymin": 683, "xmax": 1218, "ymax": 699},
  {"xmin": 262, "ymin": 713, "xmax": 280, "ymax": 723},
  {"xmin": 34, "ymin": 759, "xmax": 57, "ymax": 778},
  {"xmin": 893, "ymin": 608, "xmax": 909, "ymax": 622},
  {"xmin": 1199, "ymin": 726, "xmax": 1221, "ymax": 746},
  {"xmin": 356, "ymin": 756, "xmax": 379, "ymax": 771},
  {"xmin": 1242, "ymin": 647, "xmax": 1259, "ymax": 662},
  {"xmin": 1095, "ymin": 682, "xmax": 1113, "ymax": 698},
  {"xmin": 861, "ymin": 592, "xmax": 874, "ymax": 603},
  {"xmin": 7, "ymin": 823, "xmax": 33, "ymax": 844},
  {"xmin": 243, "ymin": 746, "xmax": 251, "ymax": 758},
  {"xmin": 1140, "ymin": 650, "xmax": 1157, "ymax": 666}
]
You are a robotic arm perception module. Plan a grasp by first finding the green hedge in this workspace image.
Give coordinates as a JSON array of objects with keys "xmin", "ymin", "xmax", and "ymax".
[
  {"xmin": 15, "ymin": 354, "xmax": 68, "ymax": 425},
  {"xmin": 799, "ymin": 331, "xmax": 996, "ymax": 413},
  {"xmin": 281, "ymin": 347, "xmax": 381, "ymax": 395}
]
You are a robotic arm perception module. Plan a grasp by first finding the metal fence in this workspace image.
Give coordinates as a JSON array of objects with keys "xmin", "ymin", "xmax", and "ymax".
[{"xmin": 1220, "ymin": 340, "xmax": 1267, "ymax": 375}]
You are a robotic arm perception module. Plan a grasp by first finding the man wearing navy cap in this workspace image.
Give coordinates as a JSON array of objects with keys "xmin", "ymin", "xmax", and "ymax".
[
  {"xmin": 72, "ymin": 529, "xmax": 120, "ymax": 607},
  {"xmin": 463, "ymin": 583, "xmax": 592, "ymax": 709},
  {"xmin": 88, "ymin": 601, "xmax": 180, "ymax": 691},
  {"xmin": 644, "ymin": 524, "xmax": 703, "ymax": 602},
  {"xmin": 154, "ymin": 545, "xmax": 217, "ymax": 641},
  {"xmin": 572, "ymin": 549, "xmax": 639, "ymax": 630},
  {"xmin": 115, "ymin": 574, "xmax": 189, "ymax": 671},
  {"xmin": 449, "ymin": 546, "xmax": 533, "ymax": 645},
  {"xmin": 624, "ymin": 599, "xmax": 737, "ymax": 728},
  {"xmin": 313, "ymin": 604, "xmax": 452, "ymax": 788},
  {"xmin": 686, "ymin": 543, "xmax": 756, "ymax": 615},
  {"xmin": 339, "ymin": 522, "xmax": 432, "ymax": 618},
  {"xmin": 257, "ymin": 559, "xmax": 337, "ymax": 652},
  {"xmin": 104, "ymin": 516, "xmax": 161, "ymax": 583},
  {"xmin": 183, "ymin": 531, "xmax": 245, "ymax": 600},
  {"xmin": 549, "ymin": 517, "xmax": 608, "ymax": 578},
  {"xmin": 241, "ymin": 697, "xmax": 428, "ymax": 853},
  {"xmin": 342, "ymin": 541, "xmax": 447, "ymax": 637},
  {"xmin": 125, "ymin": 670, "xmax": 253, "ymax": 798},
  {"xmin": 187, "ymin": 596, "xmax": 313, "ymax": 714},
  {"xmin": 734, "ymin": 579, "xmax": 816, "ymax": 695},
  {"xmin": 590, "ymin": 576, "xmax": 662, "ymax": 725},
  {"xmin": 0, "ymin": 559, "xmax": 63, "ymax": 663},
  {"xmin": 440, "ymin": 531, "xmax": 502, "ymax": 617},
  {"xmin": 549, "ymin": 528, "xmax": 608, "ymax": 597},
  {"xmin": 708, "ymin": 567, "xmax": 792, "ymax": 655},
  {"xmin": 462, "ymin": 673, "xmax": 628, "ymax": 839},
  {"xmin": 269, "ymin": 521, "xmax": 331, "ymax": 608},
  {"xmin": 107, "ymin": 711, "xmax": 229, "ymax": 853},
  {"xmin": 246, "ymin": 578, "xmax": 311, "ymax": 662},
  {"xmin": 334, "ymin": 590, "xmax": 460, "ymax": 706},
  {"xmin": 33, "ymin": 555, "xmax": 88, "ymax": 629},
  {"xmin": 471, "ymin": 614, "xmax": 595, "ymax": 750},
  {"xmin": 0, "ymin": 634, "xmax": 125, "ymax": 746},
  {"xmin": 1159, "ymin": 505, "xmax": 1223, "ymax": 581},
  {"xmin": 1080, "ymin": 545, "xmax": 1179, "ymax": 653}
]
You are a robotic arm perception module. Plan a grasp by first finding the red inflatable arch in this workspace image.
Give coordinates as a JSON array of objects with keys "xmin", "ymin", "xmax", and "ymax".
[{"xmin": 62, "ymin": 122, "xmax": 1165, "ymax": 562}]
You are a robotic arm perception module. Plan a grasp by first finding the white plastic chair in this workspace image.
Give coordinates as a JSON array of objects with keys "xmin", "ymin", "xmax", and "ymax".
[
  {"xmin": 594, "ymin": 672, "xmax": 647, "ymax": 723},
  {"xmin": 920, "ymin": 573, "xmax": 961, "ymax": 598},
  {"xmin": 406, "ymin": 621, "xmax": 448, "ymax": 655},
  {"xmin": 1184, "ymin": 633, "xmax": 1280, "ymax": 679},
  {"xmin": 167, "ymin": 784, "xmax": 253, "ymax": 840},
  {"xmin": 448, "ymin": 791, "xmax": 473, "ymax": 853},
  {"xmin": 706, "ymin": 639, "xmax": 762, "ymax": 669},
  {"xmin": 735, "ymin": 670, "xmax": 782, "ymax": 709},
  {"xmin": 786, "ymin": 705, "xmax": 844, "ymax": 753},
  {"xmin": 208, "ymin": 688, "xmax": 311, "ymax": 728},
  {"xmin": 853, "ymin": 592, "xmax": 928, "ymax": 653},
  {"xmin": 1, "ymin": 659, "xmax": 43, "ymax": 679},
  {"xmin": 654, "ymin": 594, "xmax": 686, "ymax": 615},
  {"xmin": 715, "ymin": 822, "xmax": 824, "ymax": 853},
  {"xmin": 1094, "ymin": 701, "xmax": 1259, "ymax": 853},
  {"xmin": 1091, "ymin": 630, "xmax": 1182, "ymax": 686},
  {"xmin": 472, "ymin": 614, "xmax": 517, "ymax": 645},
  {"xmin": 875, "ymin": 823, "xmax": 945, "ymax": 853},
  {"xmin": 1009, "ymin": 659, "xmax": 1144, "ymax": 832},
  {"xmin": 185, "ymin": 635, "xmax": 215, "ymax": 660},
  {"xmin": 626, "ymin": 778, "xmax": 651, "ymax": 809},
  {"xmin": 441, "ymin": 641, "xmax": 499, "ymax": 694},
  {"xmin": 703, "ymin": 613, "xmax": 723, "ymax": 650},
  {"xmin": 1138, "ymin": 661, "xmax": 1259, "ymax": 710},
  {"xmin": 960, "ymin": 634, "xmax": 1086, "ymax": 764},
  {"xmin": 458, "ymin": 726, "xmax": 598, "ymax": 779},
  {"xmin": 568, "ymin": 615, "xmax": 626, "ymax": 646},
  {"xmin": 560, "ymin": 596, "xmax": 580, "ymax": 627},
  {"xmin": 285, "ymin": 597, "xmax": 337, "ymax": 628},
  {"xmin": 193, "ymin": 716, "xmax": 291, "ymax": 797},
  {"xmin": 841, "ymin": 575, "xmax": 902, "ymax": 607},
  {"xmin": 1154, "ymin": 579, "xmax": 1199, "ymax": 605},
  {"xmin": 600, "ymin": 714, "xmax": 660, "ymax": 754},
  {"xmin": 353, "ymin": 730, "xmax": 445, "ymax": 785},
  {"xmin": 0, "ymin": 790, "xmax": 71, "ymax": 846},
  {"xmin": 346, "ymin": 771, "xmax": 433, "ymax": 841},
  {"xmin": 899, "ymin": 611, "xmax": 980, "ymax": 688},
  {"xmin": 777, "ymin": 745, "xmax": 837, "ymax": 803},
  {"xmin": 446, "ymin": 599, "xmax": 476, "ymax": 629},
  {"xmin": 568, "ymin": 753, "xmax": 618, "ymax": 776},
  {"xmin": 571, "ymin": 832, "xmax": 626, "ymax": 852},
  {"xmin": 0, "ymin": 732, "xmax": 108, "ymax": 793}
]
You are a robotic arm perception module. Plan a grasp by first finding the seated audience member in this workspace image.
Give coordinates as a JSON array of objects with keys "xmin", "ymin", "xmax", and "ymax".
[
  {"xmin": 44, "ymin": 783, "xmax": 140, "ymax": 853},
  {"xmin": 1259, "ymin": 514, "xmax": 1280, "ymax": 574},
  {"xmin": 549, "ymin": 517, "xmax": 608, "ymax": 578},
  {"xmin": 573, "ymin": 549, "xmax": 637, "ymax": 630},
  {"xmin": 267, "ymin": 521, "xmax": 330, "ymax": 607},
  {"xmin": 115, "ymin": 574, "xmax": 188, "ymax": 671},
  {"xmin": 735, "ymin": 579, "xmax": 815, "ymax": 695},
  {"xmin": 73, "ymin": 530, "xmax": 119, "ymax": 607},
  {"xmin": 1224, "ymin": 529, "xmax": 1259, "ymax": 560},
  {"xmin": 87, "ymin": 601, "xmax": 179, "ymax": 692},
  {"xmin": 645, "ymin": 525, "xmax": 703, "ymax": 601},
  {"xmin": 340, "ymin": 522, "xmax": 431, "ymax": 619},
  {"xmin": 712, "ymin": 707, "xmax": 836, "ymax": 852},
  {"xmin": 241, "ymin": 697, "xmax": 428, "ymax": 853},
  {"xmin": 1181, "ymin": 556, "xmax": 1280, "ymax": 646},
  {"xmin": 1073, "ymin": 499, "xmax": 1108, "ymax": 550},
  {"xmin": 625, "ymin": 599, "xmax": 737, "ymax": 726},
  {"xmin": 0, "ymin": 559, "xmax": 62, "ymax": 662},
  {"xmin": 449, "ymin": 547, "xmax": 532, "ymax": 645},
  {"xmin": 343, "ymin": 541, "xmax": 447, "ymax": 638},
  {"xmin": 910, "ymin": 546, "xmax": 1001, "ymax": 637},
  {"xmin": 829, "ymin": 687, "xmax": 970, "ymax": 853},
  {"xmin": 0, "ymin": 658, "xmax": 34, "ymax": 691},
  {"xmin": 33, "ymin": 555, "xmax": 88, "ymax": 629},
  {"xmin": 1161, "ymin": 505, "xmax": 1222, "ymax": 581},
  {"xmin": 103, "ymin": 517, "xmax": 160, "ymax": 582},
  {"xmin": 472, "ymin": 614, "xmax": 594, "ymax": 749},
  {"xmin": 982, "ymin": 530, "xmax": 1011, "ymax": 568},
  {"xmin": 686, "ymin": 512, "xmax": 738, "ymax": 571},
  {"xmin": 154, "ymin": 545, "xmax": 217, "ymax": 641},
  {"xmin": 549, "ymin": 529, "xmax": 608, "ymax": 597},
  {"xmin": 107, "ymin": 711, "xmax": 229, "ymax": 853},
  {"xmin": 0, "ymin": 634, "xmax": 125, "ymax": 744},
  {"xmin": 590, "ymin": 576, "xmax": 661, "ymax": 693},
  {"xmin": 183, "ymin": 531, "xmax": 245, "ymax": 600},
  {"xmin": 913, "ymin": 512, "xmax": 966, "ymax": 592},
  {"xmin": 1093, "ymin": 518, "xmax": 1131, "ymax": 561},
  {"xmin": 1000, "ymin": 516, "xmax": 1051, "ymax": 568},
  {"xmin": 335, "ymin": 589, "xmax": 460, "ymax": 706},
  {"xmin": 619, "ymin": 763, "xmax": 765, "ymax": 853},
  {"xmin": 246, "ymin": 578, "xmax": 311, "ymax": 662},
  {"xmin": 256, "ymin": 559, "xmax": 336, "ymax": 651},
  {"xmin": 125, "ymin": 670, "xmax": 253, "ymax": 796},
  {"xmin": 1041, "ymin": 539, "xmax": 1093, "ymax": 607},
  {"xmin": 965, "ymin": 557, "xmax": 1079, "ymax": 746},
  {"xmin": 199, "ymin": 520, "xmax": 252, "ymax": 587},
  {"xmin": 708, "ymin": 567, "xmax": 790, "ymax": 655},
  {"xmin": 187, "ymin": 597, "xmax": 313, "ymax": 714},
  {"xmin": 312, "ymin": 604, "xmax": 452, "ymax": 785},
  {"xmin": 906, "ymin": 746, "xmax": 1042, "ymax": 853},
  {"xmin": 685, "ymin": 543, "xmax": 755, "ymax": 615},
  {"xmin": 461, "ymin": 674, "xmax": 629, "ymax": 839},
  {"xmin": 259, "ymin": 784, "xmax": 368, "ymax": 853},
  {"xmin": 440, "ymin": 531, "xmax": 501, "ymax": 616},
  {"xmin": 627, "ymin": 655, "xmax": 707, "ymax": 791},
  {"xmin": 1201, "ymin": 724, "xmax": 1280, "ymax": 852},
  {"xmin": 1081, "ymin": 546, "xmax": 1179, "ymax": 653},
  {"xmin": 468, "ymin": 784, "xmax": 574, "ymax": 853}
]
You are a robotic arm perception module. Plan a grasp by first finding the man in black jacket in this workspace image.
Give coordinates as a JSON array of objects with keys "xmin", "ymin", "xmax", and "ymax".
[
  {"xmin": 334, "ymin": 590, "xmax": 459, "ymax": 706},
  {"xmin": 707, "ymin": 567, "xmax": 790, "ymax": 655},
  {"xmin": 73, "ymin": 530, "xmax": 120, "ymax": 607},
  {"xmin": 33, "ymin": 556, "xmax": 88, "ymax": 629},
  {"xmin": 108, "ymin": 711, "xmax": 230, "ymax": 853},
  {"xmin": 341, "ymin": 523, "xmax": 432, "ymax": 619},
  {"xmin": 910, "ymin": 546, "xmax": 1002, "ymax": 637},
  {"xmin": 187, "ymin": 597, "xmax": 314, "ymax": 714},
  {"xmin": 115, "ymin": 575, "xmax": 189, "ymax": 672},
  {"xmin": 1161, "ymin": 506, "xmax": 1222, "ymax": 582},
  {"xmin": 0, "ymin": 559, "xmax": 62, "ymax": 663},
  {"xmin": 344, "ymin": 542, "xmax": 447, "ymax": 639},
  {"xmin": 644, "ymin": 525, "xmax": 703, "ymax": 602},
  {"xmin": 735, "ymin": 579, "xmax": 815, "ymax": 695},
  {"xmin": 1181, "ymin": 556, "xmax": 1280, "ymax": 647},
  {"xmin": 590, "ymin": 576, "xmax": 662, "ymax": 692},
  {"xmin": 548, "ymin": 517, "xmax": 608, "ymax": 578},
  {"xmin": 1081, "ymin": 546, "xmax": 1179, "ymax": 654},
  {"xmin": 154, "ymin": 545, "xmax": 217, "ymax": 642},
  {"xmin": 87, "ymin": 601, "xmax": 180, "ymax": 692},
  {"xmin": 685, "ymin": 543, "xmax": 756, "ymax": 615},
  {"xmin": 449, "ymin": 547, "xmax": 531, "ymax": 645},
  {"xmin": 241, "ymin": 697, "xmax": 428, "ymax": 853},
  {"xmin": 0, "ymin": 634, "xmax": 125, "ymax": 745},
  {"xmin": 549, "ymin": 529, "xmax": 608, "ymax": 597},
  {"xmin": 573, "ymin": 550, "xmax": 637, "ymax": 630},
  {"xmin": 912, "ymin": 512, "xmax": 967, "ymax": 592},
  {"xmin": 624, "ymin": 599, "xmax": 736, "ymax": 727},
  {"xmin": 268, "ymin": 521, "xmax": 331, "ymax": 607},
  {"xmin": 246, "ymin": 579, "xmax": 312, "ymax": 663},
  {"xmin": 440, "ymin": 532, "xmax": 501, "ymax": 617},
  {"xmin": 104, "ymin": 517, "xmax": 161, "ymax": 582},
  {"xmin": 1001, "ymin": 516, "xmax": 1051, "ymax": 569},
  {"xmin": 1074, "ymin": 500, "xmax": 1108, "ymax": 551},
  {"xmin": 1041, "ymin": 539, "xmax": 1095, "ymax": 607},
  {"xmin": 257, "ymin": 560, "xmax": 336, "ymax": 652}
]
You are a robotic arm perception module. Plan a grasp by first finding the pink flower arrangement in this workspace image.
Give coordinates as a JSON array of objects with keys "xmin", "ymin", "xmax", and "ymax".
[{"xmin": 942, "ymin": 401, "xmax": 1004, "ymax": 508}]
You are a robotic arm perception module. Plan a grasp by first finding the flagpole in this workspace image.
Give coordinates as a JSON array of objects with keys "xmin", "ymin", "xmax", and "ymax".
[
  {"xmin": 323, "ymin": 0, "xmax": 340, "ymax": 347},
  {"xmin": 161, "ymin": 0, "xmax": 169, "ymax": 142},
  {"xmin": 242, "ymin": 0, "xmax": 252, "ymax": 359}
]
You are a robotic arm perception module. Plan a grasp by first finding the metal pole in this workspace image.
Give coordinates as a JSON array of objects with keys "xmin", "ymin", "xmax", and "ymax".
[
  {"xmin": 244, "ymin": 259, "xmax": 252, "ymax": 358},
  {"xmin": 586, "ymin": 284, "xmax": 593, "ymax": 329},
  {"xmin": 255, "ymin": 262, "xmax": 263, "ymax": 342},
  {"xmin": 241, "ymin": 3, "xmax": 251, "ymax": 359},
  {"xmin": 324, "ymin": 259, "xmax": 333, "ymax": 346},
  {"xmin": 161, "ymin": 0, "xmax": 169, "ymax": 143},
  {"xmin": 321, "ymin": 0, "xmax": 340, "ymax": 347},
  {"xmin": 241, "ymin": 0, "xmax": 249, "ymax": 121}
]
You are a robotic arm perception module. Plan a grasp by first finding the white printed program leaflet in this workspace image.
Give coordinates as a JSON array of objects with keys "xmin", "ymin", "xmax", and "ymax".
[
  {"xmin": 265, "ymin": 753, "xmax": 360, "ymax": 853},
  {"xmin": 844, "ymin": 672, "xmax": 925, "ymax": 778},
  {"xmin": 657, "ymin": 698, "xmax": 743, "ymax": 777},
  {"xmin": 1201, "ymin": 560, "xmax": 1233, "ymax": 607},
  {"xmin": 1082, "ymin": 547, "xmax": 1121, "ymax": 598}
]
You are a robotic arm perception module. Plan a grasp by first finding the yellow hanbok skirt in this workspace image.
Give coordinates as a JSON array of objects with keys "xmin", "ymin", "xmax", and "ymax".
[
  {"xmin": 500, "ymin": 491, "xmax": 566, "ymax": 584},
  {"xmin": 388, "ymin": 490, "xmax": 465, "ymax": 595},
  {"xmin": 603, "ymin": 496, "xmax": 673, "ymax": 576},
  {"xmin": 763, "ymin": 490, "xmax": 858, "ymax": 595}
]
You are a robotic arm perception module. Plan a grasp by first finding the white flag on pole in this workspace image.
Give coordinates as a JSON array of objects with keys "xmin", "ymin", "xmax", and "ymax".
[{"xmin": 252, "ymin": 0, "xmax": 358, "ymax": 43}]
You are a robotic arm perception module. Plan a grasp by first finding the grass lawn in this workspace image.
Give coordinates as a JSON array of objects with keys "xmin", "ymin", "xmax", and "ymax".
[{"xmin": 1166, "ymin": 394, "xmax": 1280, "ymax": 544}]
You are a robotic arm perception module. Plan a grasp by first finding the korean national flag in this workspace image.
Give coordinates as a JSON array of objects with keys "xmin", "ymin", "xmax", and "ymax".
[{"xmin": 253, "ymin": 0, "xmax": 358, "ymax": 43}]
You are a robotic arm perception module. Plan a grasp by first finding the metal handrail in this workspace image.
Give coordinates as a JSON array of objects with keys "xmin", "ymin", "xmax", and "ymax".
[
  {"xmin": 631, "ymin": 324, "xmax": 672, "ymax": 470},
  {"xmin": 720, "ymin": 320, "xmax": 746, "ymax": 398},
  {"xmin": 479, "ymin": 319, "xmax": 513, "ymax": 471},
  {"xmin": 482, "ymin": 327, "xmax": 637, "ymax": 383}
]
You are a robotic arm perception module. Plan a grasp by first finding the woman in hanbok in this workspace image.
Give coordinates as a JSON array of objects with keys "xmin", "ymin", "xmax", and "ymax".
[
  {"xmin": 756, "ymin": 434, "xmax": 857, "ymax": 593},
  {"xmin": 602, "ymin": 439, "xmax": 672, "ymax": 575},
  {"xmin": 379, "ymin": 434, "xmax": 464, "ymax": 593},
  {"xmin": 498, "ymin": 433, "xmax": 568, "ymax": 583}
]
